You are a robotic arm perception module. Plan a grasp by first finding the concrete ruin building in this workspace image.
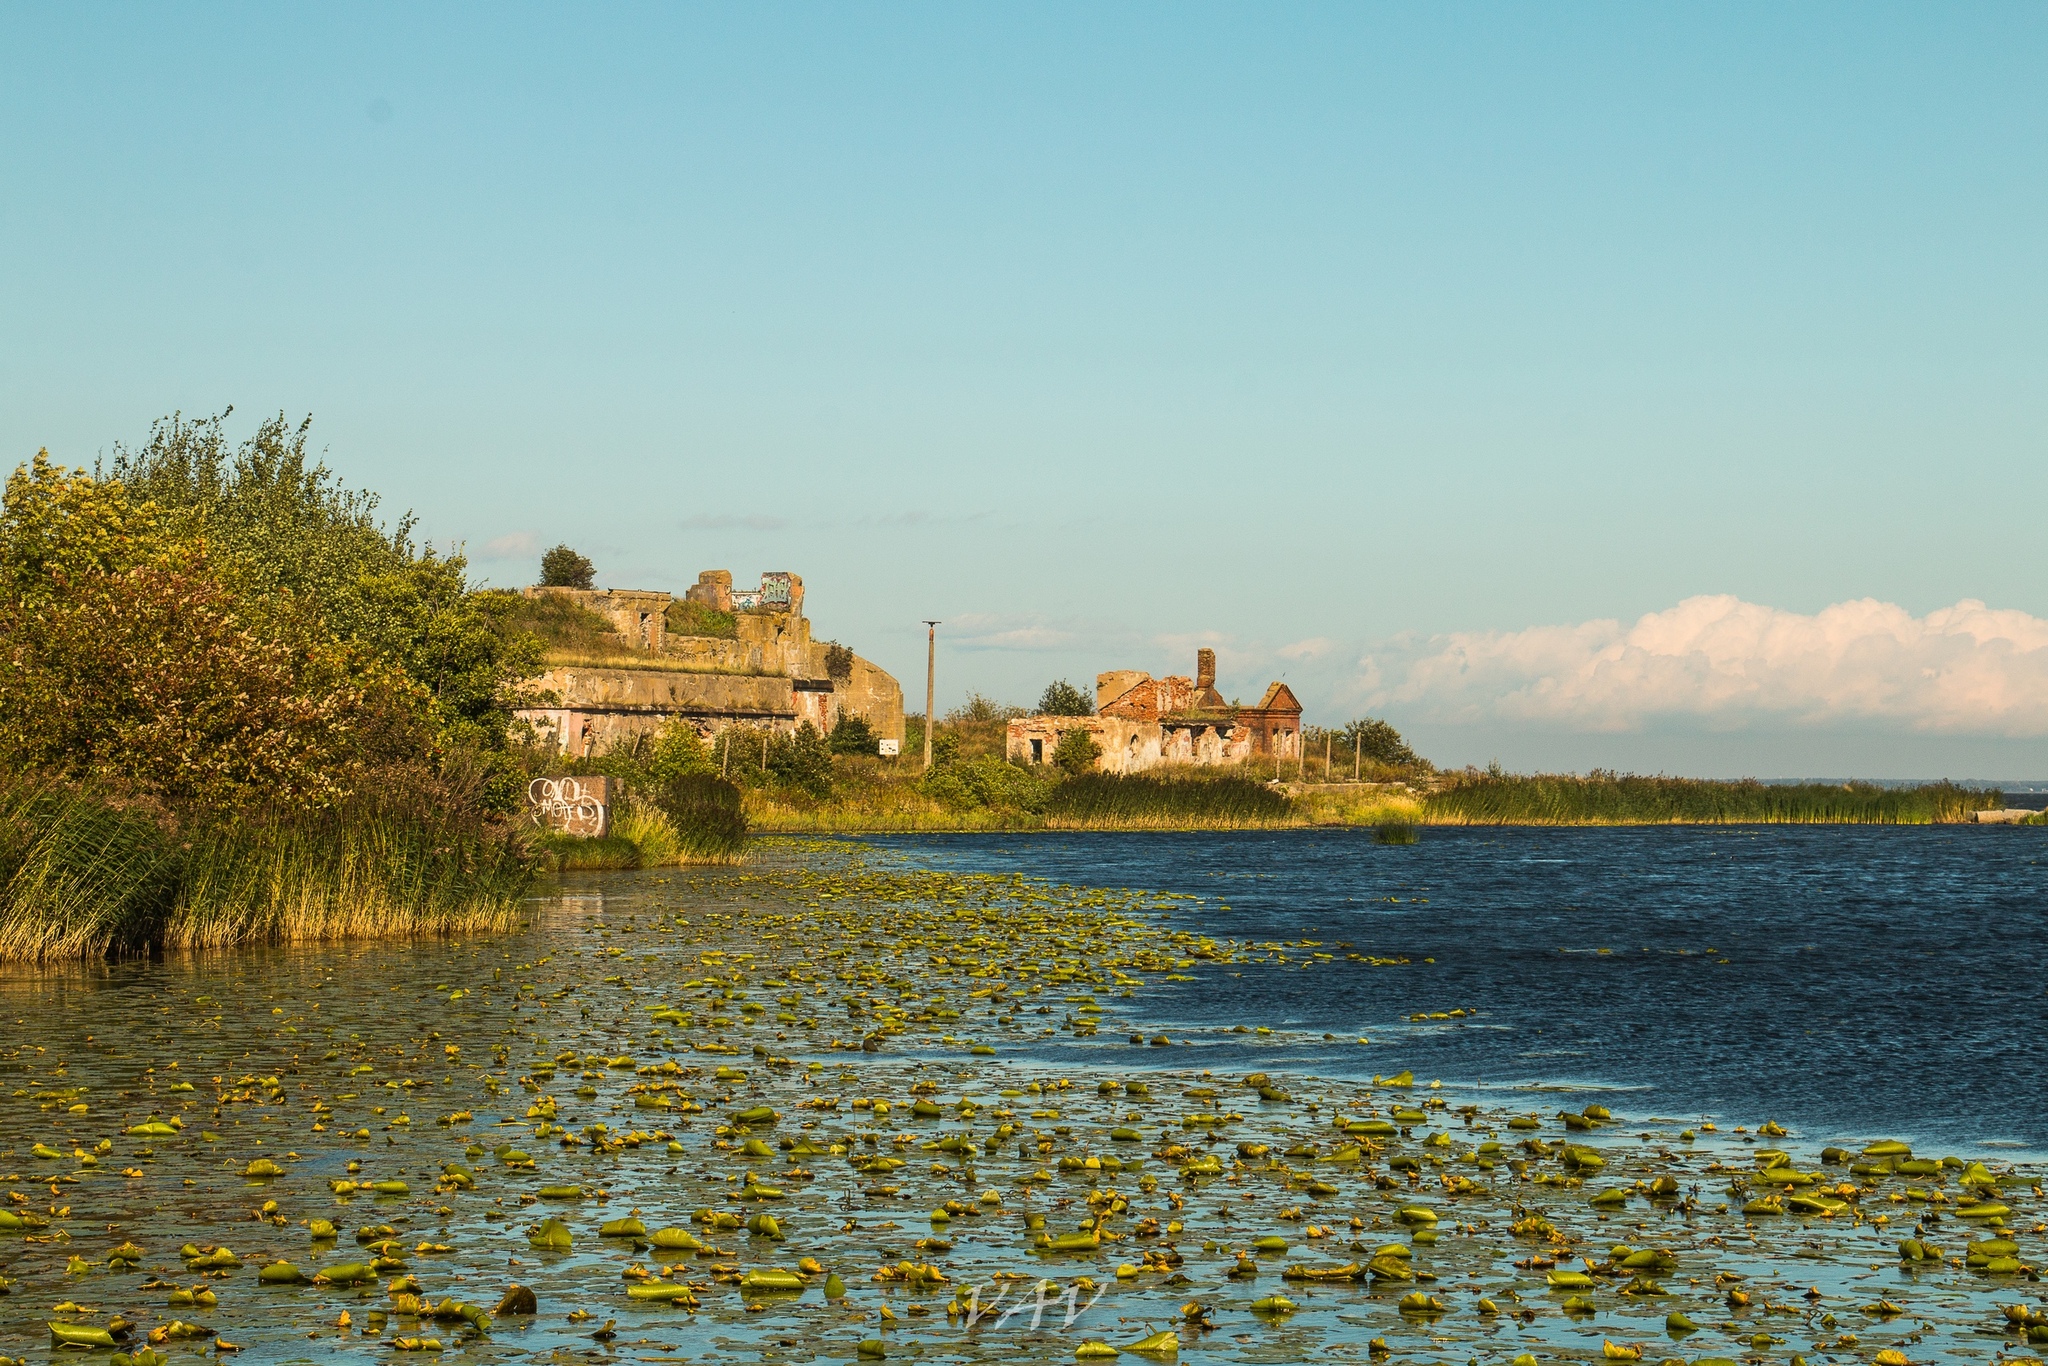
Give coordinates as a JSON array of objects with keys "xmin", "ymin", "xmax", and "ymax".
[
  {"xmin": 1005, "ymin": 648, "xmax": 1303, "ymax": 773},
  {"xmin": 513, "ymin": 570, "xmax": 904, "ymax": 757}
]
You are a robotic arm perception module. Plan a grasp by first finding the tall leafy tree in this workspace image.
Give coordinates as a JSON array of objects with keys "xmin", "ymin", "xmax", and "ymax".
[
  {"xmin": 1338, "ymin": 717, "xmax": 1421, "ymax": 768},
  {"xmin": 1037, "ymin": 680, "xmax": 1093, "ymax": 716},
  {"xmin": 539, "ymin": 544, "xmax": 595, "ymax": 589}
]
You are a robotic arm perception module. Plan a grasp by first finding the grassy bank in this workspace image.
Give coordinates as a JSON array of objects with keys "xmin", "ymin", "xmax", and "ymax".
[
  {"xmin": 1424, "ymin": 773, "xmax": 2001, "ymax": 825},
  {"xmin": 742, "ymin": 759, "xmax": 1431, "ymax": 833}
]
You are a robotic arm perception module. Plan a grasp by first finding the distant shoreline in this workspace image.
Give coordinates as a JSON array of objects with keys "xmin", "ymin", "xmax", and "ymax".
[{"xmin": 739, "ymin": 772, "xmax": 2014, "ymax": 833}]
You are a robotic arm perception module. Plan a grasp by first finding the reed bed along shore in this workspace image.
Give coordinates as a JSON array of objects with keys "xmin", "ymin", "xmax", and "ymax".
[
  {"xmin": 165, "ymin": 809, "xmax": 530, "ymax": 950},
  {"xmin": 740, "ymin": 763, "xmax": 2007, "ymax": 835},
  {"xmin": 1423, "ymin": 774, "xmax": 2001, "ymax": 826},
  {"xmin": 0, "ymin": 777, "xmax": 530, "ymax": 963}
]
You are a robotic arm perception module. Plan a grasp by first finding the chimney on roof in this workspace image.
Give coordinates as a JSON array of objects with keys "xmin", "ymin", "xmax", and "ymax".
[{"xmin": 1196, "ymin": 648, "xmax": 1216, "ymax": 692}]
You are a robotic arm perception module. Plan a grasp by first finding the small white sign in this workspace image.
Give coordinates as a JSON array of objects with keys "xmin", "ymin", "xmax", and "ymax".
[{"xmin": 878, "ymin": 738, "xmax": 900, "ymax": 757}]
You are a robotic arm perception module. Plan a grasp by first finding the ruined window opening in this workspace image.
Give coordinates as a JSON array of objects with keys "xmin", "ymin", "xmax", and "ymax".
[{"xmin": 1030, "ymin": 739, "xmax": 1044, "ymax": 764}]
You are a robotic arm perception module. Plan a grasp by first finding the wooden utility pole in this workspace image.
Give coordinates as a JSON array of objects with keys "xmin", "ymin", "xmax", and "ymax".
[{"xmin": 922, "ymin": 621, "xmax": 940, "ymax": 771}]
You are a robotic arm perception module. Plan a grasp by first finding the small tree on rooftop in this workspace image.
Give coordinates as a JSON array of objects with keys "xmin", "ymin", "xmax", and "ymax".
[
  {"xmin": 1037, "ymin": 679, "xmax": 1092, "ymax": 716},
  {"xmin": 539, "ymin": 544, "xmax": 595, "ymax": 589}
]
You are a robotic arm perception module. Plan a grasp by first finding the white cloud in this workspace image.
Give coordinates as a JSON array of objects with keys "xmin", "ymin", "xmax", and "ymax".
[
  {"xmin": 481, "ymin": 531, "xmax": 538, "ymax": 558},
  {"xmin": 1279, "ymin": 636, "xmax": 1334, "ymax": 662},
  {"xmin": 1362, "ymin": 595, "xmax": 2048, "ymax": 736}
]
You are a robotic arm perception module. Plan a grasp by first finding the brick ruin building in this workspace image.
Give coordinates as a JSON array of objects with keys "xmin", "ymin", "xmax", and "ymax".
[
  {"xmin": 513, "ymin": 570, "xmax": 904, "ymax": 757},
  {"xmin": 1005, "ymin": 648, "xmax": 1302, "ymax": 773}
]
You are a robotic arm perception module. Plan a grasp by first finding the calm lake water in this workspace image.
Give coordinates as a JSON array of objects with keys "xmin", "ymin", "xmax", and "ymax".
[
  {"xmin": 0, "ymin": 827, "xmax": 2038, "ymax": 1365},
  {"xmin": 874, "ymin": 825, "xmax": 2048, "ymax": 1156}
]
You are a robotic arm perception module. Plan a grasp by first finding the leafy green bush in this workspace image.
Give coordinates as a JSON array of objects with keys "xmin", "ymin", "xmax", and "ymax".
[
  {"xmin": 767, "ymin": 723, "xmax": 834, "ymax": 798},
  {"xmin": 644, "ymin": 718, "xmax": 715, "ymax": 783},
  {"xmin": 0, "ymin": 451, "xmax": 419, "ymax": 809},
  {"xmin": 919, "ymin": 756, "xmax": 1052, "ymax": 813},
  {"xmin": 95, "ymin": 413, "xmax": 545, "ymax": 810},
  {"xmin": 1050, "ymin": 728, "xmax": 1102, "ymax": 775},
  {"xmin": 828, "ymin": 713, "xmax": 877, "ymax": 755},
  {"xmin": 946, "ymin": 693, "xmax": 1024, "ymax": 723}
]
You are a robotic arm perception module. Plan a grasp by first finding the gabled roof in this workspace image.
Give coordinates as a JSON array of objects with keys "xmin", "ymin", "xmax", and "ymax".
[{"xmin": 1251, "ymin": 682, "xmax": 1301, "ymax": 714}]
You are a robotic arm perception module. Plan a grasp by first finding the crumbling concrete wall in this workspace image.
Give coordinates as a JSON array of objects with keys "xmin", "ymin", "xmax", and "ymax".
[
  {"xmin": 514, "ymin": 568, "xmax": 902, "ymax": 754},
  {"xmin": 524, "ymin": 587, "xmax": 672, "ymax": 651},
  {"xmin": 684, "ymin": 570, "xmax": 734, "ymax": 612}
]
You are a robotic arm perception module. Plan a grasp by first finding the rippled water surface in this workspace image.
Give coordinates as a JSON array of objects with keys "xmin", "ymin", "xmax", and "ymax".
[
  {"xmin": 0, "ymin": 829, "xmax": 2039, "ymax": 1366},
  {"xmin": 879, "ymin": 825, "xmax": 2048, "ymax": 1154}
]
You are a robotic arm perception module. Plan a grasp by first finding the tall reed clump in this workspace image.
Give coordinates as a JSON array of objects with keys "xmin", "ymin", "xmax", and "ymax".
[
  {"xmin": 1045, "ymin": 773, "xmax": 1294, "ymax": 828},
  {"xmin": 0, "ymin": 775, "xmax": 532, "ymax": 961},
  {"xmin": 649, "ymin": 774, "xmax": 749, "ymax": 863},
  {"xmin": 164, "ymin": 802, "xmax": 531, "ymax": 949},
  {"xmin": 1425, "ymin": 773, "xmax": 2001, "ymax": 825},
  {"xmin": 0, "ymin": 777, "xmax": 179, "ymax": 962}
]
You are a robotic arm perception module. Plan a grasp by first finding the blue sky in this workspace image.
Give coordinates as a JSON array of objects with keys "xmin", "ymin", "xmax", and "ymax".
[{"xmin": 5, "ymin": 4, "xmax": 2045, "ymax": 777}]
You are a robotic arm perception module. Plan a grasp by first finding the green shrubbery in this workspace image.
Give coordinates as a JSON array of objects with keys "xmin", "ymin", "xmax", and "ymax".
[
  {"xmin": 0, "ymin": 412, "xmax": 547, "ymax": 958},
  {"xmin": 828, "ymin": 713, "xmax": 878, "ymax": 755},
  {"xmin": 920, "ymin": 755, "xmax": 1053, "ymax": 814},
  {"xmin": 539, "ymin": 719, "xmax": 749, "ymax": 864},
  {"xmin": 1050, "ymin": 728, "xmax": 1102, "ymax": 776},
  {"xmin": 1339, "ymin": 717, "xmax": 1424, "ymax": 769},
  {"xmin": 650, "ymin": 773, "xmax": 750, "ymax": 860}
]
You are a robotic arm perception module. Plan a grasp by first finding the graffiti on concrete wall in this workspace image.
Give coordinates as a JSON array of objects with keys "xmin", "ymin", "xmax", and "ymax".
[{"xmin": 528, "ymin": 775, "xmax": 611, "ymax": 838}]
